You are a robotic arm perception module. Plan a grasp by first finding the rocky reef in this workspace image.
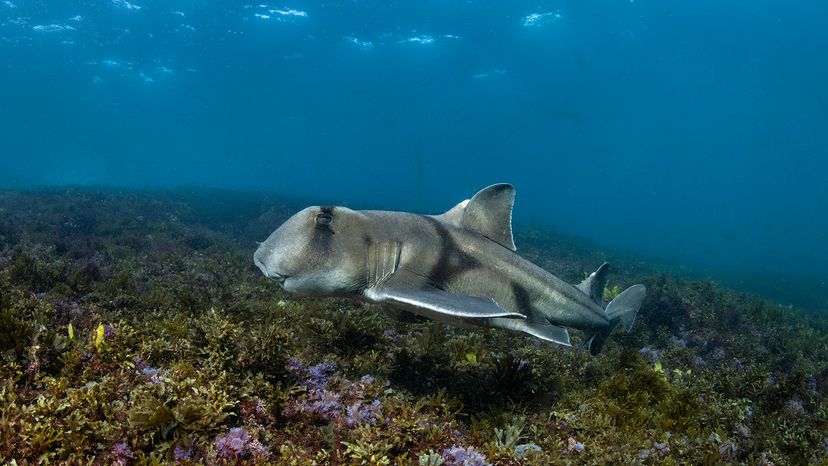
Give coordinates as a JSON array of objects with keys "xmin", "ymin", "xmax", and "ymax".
[{"xmin": 0, "ymin": 188, "xmax": 826, "ymax": 465}]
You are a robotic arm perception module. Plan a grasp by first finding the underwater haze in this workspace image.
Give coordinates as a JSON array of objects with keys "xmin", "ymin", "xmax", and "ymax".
[{"xmin": 1, "ymin": 0, "xmax": 827, "ymax": 304}]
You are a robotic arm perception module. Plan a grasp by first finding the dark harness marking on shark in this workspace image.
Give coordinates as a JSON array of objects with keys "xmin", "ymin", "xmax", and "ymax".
[
  {"xmin": 312, "ymin": 206, "xmax": 336, "ymax": 253},
  {"xmin": 421, "ymin": 215, "xmax": 481, "ymax": 290},
  {"xmin": 511, "ymin": 281, "xmax": 532, "ymax": 312}
]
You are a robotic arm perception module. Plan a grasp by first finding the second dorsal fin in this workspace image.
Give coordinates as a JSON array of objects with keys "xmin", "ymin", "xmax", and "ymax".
[
  {"xmin": 461, "ymin": 183, "xmax": 516, "ymax": 251},
  {"xmin": 577, "ymin": 262, "xmax": 610, "ymax": 306}
]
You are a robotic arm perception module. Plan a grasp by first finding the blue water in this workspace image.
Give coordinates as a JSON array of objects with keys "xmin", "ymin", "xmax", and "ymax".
[{"xmin": 1, "ymin": 1, "xmax": 827, "ymax": 298}]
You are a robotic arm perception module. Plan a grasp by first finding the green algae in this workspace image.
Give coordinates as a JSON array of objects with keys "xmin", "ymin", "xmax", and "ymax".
[{"xmin": 0, "ymin": 188, "xmax": 827, "ymax": 464}]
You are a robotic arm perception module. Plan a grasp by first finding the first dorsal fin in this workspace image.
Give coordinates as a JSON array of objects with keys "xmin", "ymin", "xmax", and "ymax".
[
  {"xmin": 577, "ymin": 262, "xmax": 610, "ymax": 306},
  {"xmin": 461, "ymin": 183, "xmax": 516, "ymax": 251}
]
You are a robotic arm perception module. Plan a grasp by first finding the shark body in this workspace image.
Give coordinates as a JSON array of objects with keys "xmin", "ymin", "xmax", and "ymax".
[{"xmin": 254, "ymin": 183, "xmax": 645, "ymax": 354}]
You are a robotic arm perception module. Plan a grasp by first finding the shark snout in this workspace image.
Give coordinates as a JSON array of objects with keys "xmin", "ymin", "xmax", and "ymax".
[
  {"xmin": 253, "ymin": 249, "xmax": 267, "ymax": 272},
  {"xmin": 253, "ymin": 247, "xmax": 289, "ymax": 283}
]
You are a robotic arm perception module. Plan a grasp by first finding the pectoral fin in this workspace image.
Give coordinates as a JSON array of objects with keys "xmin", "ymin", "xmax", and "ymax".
[{"xmin": 364, "ymin": 272, "xmax": 526, "ymax": 321}]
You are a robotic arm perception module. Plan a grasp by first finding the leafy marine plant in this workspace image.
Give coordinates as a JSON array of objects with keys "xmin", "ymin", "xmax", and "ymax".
[
  {"xmin": 1, "ymin": 189, "xmax": 828, "ymax": 464},
  {"xmin": 493, "ymin": 416, "xmax": 525, "ymax": 449}
]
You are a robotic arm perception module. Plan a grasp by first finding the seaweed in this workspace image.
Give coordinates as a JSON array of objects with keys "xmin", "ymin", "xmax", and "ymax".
[{"xmin": 0, "ymin": 188, "xmax": 827, "ymax": 464}]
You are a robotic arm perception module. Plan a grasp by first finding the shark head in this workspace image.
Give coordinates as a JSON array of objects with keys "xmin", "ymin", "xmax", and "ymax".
[{"xmin": 253, "ymin": 206, "xmax": 369, "ymax": 296}]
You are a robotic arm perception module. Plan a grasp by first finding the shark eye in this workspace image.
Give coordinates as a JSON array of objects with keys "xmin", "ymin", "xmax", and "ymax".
[{"xmin": 316, "ymin": 213, "xmax": 333, "ymax": 225}]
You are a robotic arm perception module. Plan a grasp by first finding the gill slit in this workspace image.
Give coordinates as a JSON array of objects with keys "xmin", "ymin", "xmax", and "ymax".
[
  {"xmin": 382, "ymin": 242, "xmax": 389, "ymax": 282},
  {"xmin": 365, "ymin": 242, "xmax": 372, "ymax": 287},
  {"xmin": 366, "ymin": 240, "xmax": 402, "ymax": 289},
  {"xmin": 391, "ymin": 241, "xmax": 399, "ymax": 278},
  {"xmin": 374, "ymin": 240, "xmax": 380, "ymax": 287}
]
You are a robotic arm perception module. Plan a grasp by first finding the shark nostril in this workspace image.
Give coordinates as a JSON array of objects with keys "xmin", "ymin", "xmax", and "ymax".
[
  {"xmin": 253, "ymin": 253, "xmax": 270, "ymax": 276},
  {"xmin": 253, "ymin": 253, "xmax": 289, "ymax": 283}
]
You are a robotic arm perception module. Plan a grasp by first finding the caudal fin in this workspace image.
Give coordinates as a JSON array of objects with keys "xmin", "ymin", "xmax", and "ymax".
[
  {"xmin": 587, "ymin": 284, "xmax": 646, "ymax": 355},
  {"xmin": 606, "ymin": 284, "xmax": 646, "ymax": 332}
]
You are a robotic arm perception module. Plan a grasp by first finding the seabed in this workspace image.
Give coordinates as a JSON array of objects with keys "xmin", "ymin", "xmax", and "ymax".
[{"xmin": 0, "ymin": 188, "xmax": 826, "ymax": 465}]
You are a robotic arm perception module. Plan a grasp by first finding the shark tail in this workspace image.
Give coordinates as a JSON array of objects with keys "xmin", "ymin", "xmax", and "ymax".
[{"xmin": 587, "ymin": 284, "xmax": 646, "ymax": 355}]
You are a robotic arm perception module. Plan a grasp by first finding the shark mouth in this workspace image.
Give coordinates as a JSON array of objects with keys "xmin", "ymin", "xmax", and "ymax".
[
  {"xmin": 269, "ymin": 272, "xmax": 288, "ymax": 284},
  {"xmin": 252, "ymin": 254, "xmax": 288, "ymax": 283}
]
